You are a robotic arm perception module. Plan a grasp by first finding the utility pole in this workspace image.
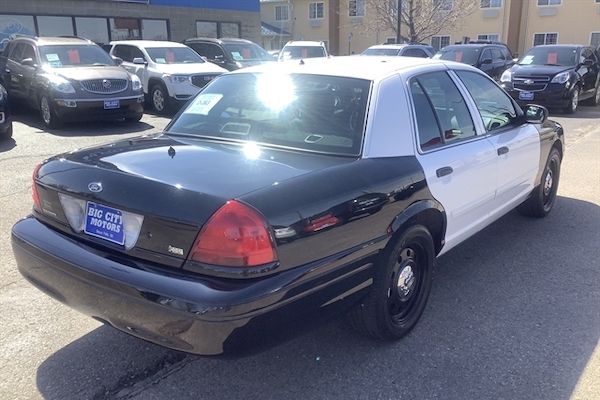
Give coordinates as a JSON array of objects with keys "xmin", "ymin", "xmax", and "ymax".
[{"xmin": 396, "ymin": 0, "xmax": 402, "ymax": 44}]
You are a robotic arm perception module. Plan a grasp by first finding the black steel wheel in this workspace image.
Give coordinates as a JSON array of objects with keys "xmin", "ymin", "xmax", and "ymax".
[
  {"xmin": 347, "ymin": 224, "xmax": 434, "ymax": 340},
  {"xmin": 519, "ymin": 148, "xmax": 561, "ymax": 218}
]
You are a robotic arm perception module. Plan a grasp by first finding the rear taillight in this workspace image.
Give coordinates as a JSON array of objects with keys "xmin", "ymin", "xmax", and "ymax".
[
  {"xmin": 32, "ymin": 163, "xmax": 42, "ymax": 212},
  {"xmin": 189, "ymin": 200, "xmax": 277, "ymax": 267}
]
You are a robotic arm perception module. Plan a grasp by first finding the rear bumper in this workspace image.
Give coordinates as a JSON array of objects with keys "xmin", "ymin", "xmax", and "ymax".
[{"xmin": 12, "ymin": 217, "xmax": 374, "ymax": 356}]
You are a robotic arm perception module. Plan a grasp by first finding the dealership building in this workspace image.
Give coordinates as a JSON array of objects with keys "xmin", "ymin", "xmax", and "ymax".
[{"xmin": 0, "ymin": 0, "xmax": 262, "ymax": 52}]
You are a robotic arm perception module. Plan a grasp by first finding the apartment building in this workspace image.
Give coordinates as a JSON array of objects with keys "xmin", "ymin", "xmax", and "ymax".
[
  {"xmin": 261, "ymin": 0, "xmax": 600, "ymax": 57},
  {"xmin": 0, "ymin": 0, "xmax": 262, "ymax": 52}
]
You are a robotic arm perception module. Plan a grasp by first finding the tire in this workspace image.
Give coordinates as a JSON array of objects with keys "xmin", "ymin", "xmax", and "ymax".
[
  {"xmin": 125, "ymin": 113, "xmax": 143, "ymax": 123},
  {"xmin": 519, "ymin": 148, "xmax": 561, "ymax": 218},
  {"xmin": 563, "ymin": 87, "xmax": 579, "ymax": 114},
  {"xmin": 346, "ymin": 224, "xmax": 435, "ymax": 341},
  {"xmin": 583, "ymin": 83, "xmax": 600, "ymax": 107},
  {"xmin": 39, "ymin": 94, "xmax": 61, "ymax": 129},
  {"xmin": 150, "ymin": 84, "xmax": 170, "ymax": 114},
  {"xmin": 0, "ymin": 122, "xmax": 12, "ymax": 141}
]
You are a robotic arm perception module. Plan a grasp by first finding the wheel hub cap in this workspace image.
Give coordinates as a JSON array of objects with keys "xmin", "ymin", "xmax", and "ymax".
[
  {"xmin": 544, "ymin": 169, "xmax": 553, "ymax": 196},
  {"xmin": 396, "ymin": 262, "xmax": 415, "ymax": 300}
]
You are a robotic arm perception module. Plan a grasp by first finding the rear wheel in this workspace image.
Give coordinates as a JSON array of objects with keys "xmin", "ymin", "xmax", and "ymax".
[
  {"xmin": 39, "ymin": 94, "xmax": 61, "ymax": 129},
  {"xmin": 564, "ymin": 87, "xmax": 579, "ymax": 114},
  {"xmin": 0, "ymin": 122, "xmax": 12, "ymax": 141},
  {"xmin": 519, "ymin": 148, "xmax": 561, "ymax": 218},
  {"xmin": 150, "ymin": 84, "xmax": 170, "ymax": 114},
  {"xmin": 583, "ymin": 83, "xmax": 600, "ymax": 106},
  {"xmin": 347, "ymin": 224, "xmax": 434, "ymax": 340}
]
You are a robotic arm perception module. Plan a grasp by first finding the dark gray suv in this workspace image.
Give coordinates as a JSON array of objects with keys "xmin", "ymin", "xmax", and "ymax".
[{"xmin": 0, "ymin": 36, "xmax": 144, "ymax": 128}]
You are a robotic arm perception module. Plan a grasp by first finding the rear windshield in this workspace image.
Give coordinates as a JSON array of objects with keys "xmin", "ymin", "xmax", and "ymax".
[
  {"xmin": 434, "ymin": 47, "xmax": 480, "ymax": 65},
  {"xmin": 279, "ymin": 46, "xmax": 326, "ymax": 60},
  {"xmin": 145, "ymin": 47, "xmax": 205, "ymax": 64},
  {"xmin": 166, "ymin": 73, "xmax": 371, "ymax": 156},
  {"xmin": 39, "ymin": 44, "xmax": 116, "ymax": 67},
  {"xmin": 518, "ymin": 46, "xmax": 578, "ymax": 66}
]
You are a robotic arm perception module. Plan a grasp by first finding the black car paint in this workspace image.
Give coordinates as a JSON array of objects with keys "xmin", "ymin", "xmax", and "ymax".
[
  {"xmin": 502, "ymin": 45, "xmax": 600, "ymax": 108},
  {"xmin": 12, "ymin": 134, "xmax": 441, "ymax": 354}
]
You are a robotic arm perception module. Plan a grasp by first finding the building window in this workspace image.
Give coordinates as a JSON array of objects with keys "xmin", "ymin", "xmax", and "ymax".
[
  {"xmin": 481, "ymin": 0, "xmax": 502, "ymax": 7},
  {"xmin": 220, "ymin": 22, "xmax": 240, "ymax": 38},
  {"xmin": 275, "ymin": 5, "xmax": 290, "ymax": 21},
  {"xmin": 537, "ymin": 0, "xmax": 561, "ymax": 5},
  {"xmin": 0, "ymin": 15, "xmax": 36, "ymax": 52},
  {"xmin": 141, "ymin": 19, "xmax": 168, "ymax": 41},
  {"xmin": 434, "ymin": 0, "xmax": 454, "ymax": 11},
  {"xmin": 349, "ymin": 0, "xmax": 366, "ymax": 17},
  {"xmin": 533, "ymin": 33, "xmax": 558, "ymax": 46},
  {"xmin": 196, "ymin": 21, "xmax": 217, "ymax": 38},
  {"xmin": 591, "ymin": 32, "xmax": 600, "ymax": 48},
  {"xmin": 110, "ymin": 18, "xmax": 140, "ymax": 40},
  {"xmin": 309, "ymin": 2, "xmax": 325, "ymax": 19},
  {"xmin": 431, "ymin": 35, "xmax": 451, "ymax": 51},
  {"xmin": 477, "ymin": 34, "xmax": 500, "ymax": 42},
  {"xmin": 75, "ymin": 17, "xmax": 109, "ymax": 44},
  {"xmin": 38, "ymin": 16, "xmax": 74, "ymax": 36}
]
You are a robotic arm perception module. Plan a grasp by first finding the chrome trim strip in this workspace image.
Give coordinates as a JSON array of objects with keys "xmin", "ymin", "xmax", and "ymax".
[{"xmin": 54, "ymin": 95, "xmax": 144, "ymax": 102}]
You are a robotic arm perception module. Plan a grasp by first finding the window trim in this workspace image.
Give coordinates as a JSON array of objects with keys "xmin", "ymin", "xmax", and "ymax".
[
  {"xmin": 348, "ymin": 0, "xmax": 366, "ymax": 17},
  {"xmin": 275, "ymin": 4, "xmax": 290, "ymax": 22},
  {"xmin": 309, "ymin": 2, "xmax": 325, "ymax": 20},
  {"xmin": 480, "ymin": 0, "xmax": 502, "ymax": 9},
  {"xmin": 536, "ymin": 0, "xmax": 562, "ymax": 6},
  {"xmin": 533, "ymin": 32, "xmax": 558, "ymax": 46}
]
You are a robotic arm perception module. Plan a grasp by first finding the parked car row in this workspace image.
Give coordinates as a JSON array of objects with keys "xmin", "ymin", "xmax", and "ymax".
[{"xmin": 0, "ymin": 35, "xmax": 598, "ymax": 133}]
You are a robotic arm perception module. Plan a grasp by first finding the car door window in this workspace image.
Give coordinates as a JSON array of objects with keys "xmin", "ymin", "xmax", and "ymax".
[
  {"xmin": 455, "ymin": 70, "xmax": 518, "ymax": 132},
  {"xmin": 410, "ymin": 71, "xmax": 476, "ymax": 150},
  {"xmin": 131, "ymin": 46, "xmax": 145, "ymax": 61},
  {"xmin": 481, "ymin": 49, "xmax": 492, "ymax": 62},
  {"xmin": 492, "ymin": 49, "xmax": 504, "ymax": 61},
  {"xmin": 113, "ymin": 45, "xmax": 131, "ymax": 62},
  {"xmin": 21, "ymin": 44, "xmax": 37, "ymax": 64},
  {"xmin": 403, "ymin": 48, "xmax": 428, "ymax": 58},
  {"xmin": 9, "ymin": 43, "xmax": 26, "ymax": 62},
  {"xmin": 208, "ymin": 44, "xmax": 225, "ymax": 60}
]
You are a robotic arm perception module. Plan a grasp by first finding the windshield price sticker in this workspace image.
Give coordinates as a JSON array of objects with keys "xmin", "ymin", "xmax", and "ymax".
[{"xmin": 85, "ymin": 202, "xmax": 125, "ymax": 245}]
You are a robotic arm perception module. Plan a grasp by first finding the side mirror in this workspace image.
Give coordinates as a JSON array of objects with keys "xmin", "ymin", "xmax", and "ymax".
[
  {"xmin": 111, "ymin": 56, "xmax": 123, "ymax": 65},
  {"xmin": 582, "ymin": 59, "xmax": 593, "ymax": 67},
  {"xmin": 523, "ymin": 104, "xmax": 548, "ymax": 124},
  {"xmin": 132, "ymin": 57, "xmax": 146, "ymax": 65},
  {"xmin": 21, "ymin": 58, "xmax": 36, "ymax": 67}
]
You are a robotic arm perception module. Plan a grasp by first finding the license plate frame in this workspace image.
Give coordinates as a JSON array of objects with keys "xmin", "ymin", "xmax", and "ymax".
[
  {"xmin": 84, "ymin": 202, "xmax": 125, "ymax": 245},
  {"xmin": 104, "ymin": 99, "xmax": 120, "ymax": 109},
  {"xmin": 519, "ymin": 91, "xmax": 534, "ymax": 101}
]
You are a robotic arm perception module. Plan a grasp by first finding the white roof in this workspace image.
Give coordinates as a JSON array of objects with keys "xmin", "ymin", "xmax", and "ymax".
[
  {"xmin": 109, "ymin": 40, "xmax": 189, "ymax": 48},
  {"xmin": 231, "ymin": 55, "xmax": 453, "ymax": 81},
  {"xmin": 283, "ymin": 41, "xmax": 325, "ymax": 47}
]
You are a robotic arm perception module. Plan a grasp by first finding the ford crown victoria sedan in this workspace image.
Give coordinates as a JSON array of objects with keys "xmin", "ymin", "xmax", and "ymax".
[{"xmin": 12, "ymin": 56, "xmax": 564, "ymax": 356}]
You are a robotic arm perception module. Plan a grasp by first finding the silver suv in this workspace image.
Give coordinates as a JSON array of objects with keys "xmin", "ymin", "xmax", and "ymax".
[
  {"xmin": 0, "ymin": 36, "xmax": 144, "ymax": 128},
  {"xmin": 108, "ymin": 40, "xmax": 227, "ymax": 114}
]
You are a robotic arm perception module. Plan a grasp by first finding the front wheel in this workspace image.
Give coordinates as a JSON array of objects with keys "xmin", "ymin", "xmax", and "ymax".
[
  {"xmin": 346, "ymin": 224, "xmax": 435, "ymax": 340},
  {"xmin": 564, "ymin": 87, "xmax": 579, "ymax": 114},
  {"xmin": 519, "ymin": 148, "xmax": 561, "ymax": 218},
  {"xmin": 150, "ymin": 84, "xmax": 170, "ymax": 114},
  {"xmin": 39, "ymin": 94, "xmax": 61, "ymax": 129}
]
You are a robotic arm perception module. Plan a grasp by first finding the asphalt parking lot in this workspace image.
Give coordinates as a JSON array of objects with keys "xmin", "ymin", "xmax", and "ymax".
[{"xmin": 0, "ymin": 105, "xmax": 598, "ymax": 400}]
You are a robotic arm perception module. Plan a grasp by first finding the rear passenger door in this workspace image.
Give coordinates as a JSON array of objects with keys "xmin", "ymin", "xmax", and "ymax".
[
  {"xmin": 454, "ymin": 70, "xmax": 540, "ymax": 218},
  {"xmin": 410, "ymin": 71, "xmax": 497, "ymax": 254}
]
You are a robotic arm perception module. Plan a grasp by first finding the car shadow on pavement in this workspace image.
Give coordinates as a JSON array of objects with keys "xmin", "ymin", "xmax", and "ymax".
[
  {"xmin": 0, "ymin": 137, "xmax": 16, "ymax": 152},
  {"xmin": 35, "ymin": 196, "xmax": 599, "ymax": 400},
  {"xmin": 548, "ymin": 104, "xmax": 600, "ymax": 118}
]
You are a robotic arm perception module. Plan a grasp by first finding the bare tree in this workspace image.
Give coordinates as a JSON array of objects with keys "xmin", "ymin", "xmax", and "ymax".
[{"xmin": 342, "ymin": 0, "xmax": 478, "ymax": 44}]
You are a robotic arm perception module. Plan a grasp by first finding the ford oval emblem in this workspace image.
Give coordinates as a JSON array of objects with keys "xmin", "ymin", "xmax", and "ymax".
[{"xmin": 88, "ymin": 182, "xmax": 103, "ymax": 193}]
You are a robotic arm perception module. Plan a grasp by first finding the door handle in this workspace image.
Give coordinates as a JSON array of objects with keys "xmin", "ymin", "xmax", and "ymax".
[
  {"xmin": 436, "ymin": 166, "xmax": 453, "ymax": 177},
  {"xmin": 497, "ymin": 146, "xmax": 509, "ymax": 155}
]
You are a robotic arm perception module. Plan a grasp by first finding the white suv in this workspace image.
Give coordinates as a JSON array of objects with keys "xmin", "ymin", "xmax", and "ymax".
[
  {"xmin": 277, "ymin": 41, "xmax": 330, "ymax": 61},
  {"xmin": 109, "ymin": 40, "xmax": 227, "ymax": 113}
]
